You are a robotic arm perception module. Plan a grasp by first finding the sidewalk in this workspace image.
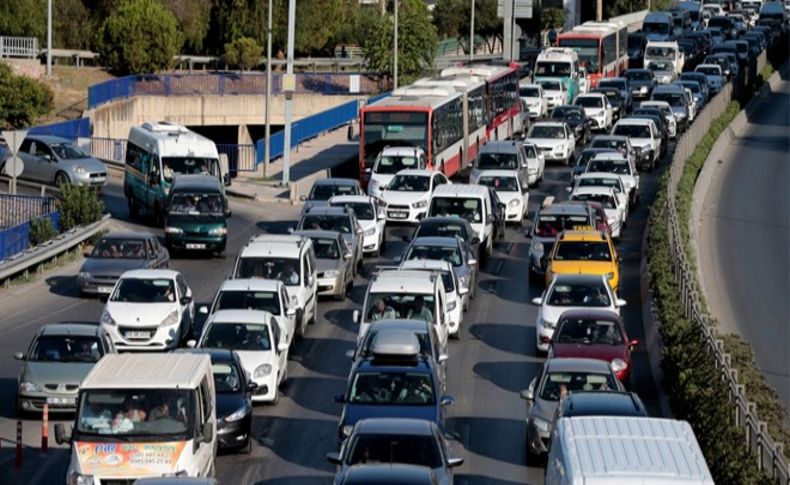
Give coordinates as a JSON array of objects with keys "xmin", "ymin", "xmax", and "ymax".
[{"xmin": 227, "ymin": 126, "xmax": 359, "ymax": 204}]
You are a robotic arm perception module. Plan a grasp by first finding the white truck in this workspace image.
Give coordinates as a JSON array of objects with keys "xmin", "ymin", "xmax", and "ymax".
[{"xmin": 644, "ymin": 41, "xmax": 685, "ymax": 75}]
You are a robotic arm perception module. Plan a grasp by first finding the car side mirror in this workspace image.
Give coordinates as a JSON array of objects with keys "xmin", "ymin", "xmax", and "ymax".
[
  {"xmin": 471, "ymin": 237, "xmax": 480, "ymax": 245},
  {"xmin": 186, "ymin": 339, "xmax": 197, "ymax": 348},
  {"xmin": 299, "ymin": 195, "xmax": 307, "ymax": 201},
  {"xmin": 225, "ymin": 209, "xmax": 232, "ymax": 218},
  {"xmin": 352, "ymin": 309, "xmax": 360, "ymax": 323},
  {"xmin": 223, "ymin": 173, "xmax": 232, "ymax": 186},
  {"xmin": 83, "ymin": 250, "xmax": 91, "ymax": 258},
  {"xmin": 616, "ymin": 298, "xmax": 627, "ymax": 307},
  {"xmin": 180, "ymin": 296, "xmax": 192, "ymax": 305},
  {"xmin": 565, "ymin": 186, "xmax": 572, "ymax": 193},
  {"xmin": 458, "ymin": 286, "xmax": 469, "ymax": 296},
  {"xmin": 629, "ymin": 338, "xmax": 640, "ymax": 349},
  {"xmin": 356, "ymin": 228, "xmax": 363, "ymax": 235},
  {"xmin": 278, "ymin": 342, "xmax": 289, "ymax": 352},
  {"xmin": 334, "ymin": 394, "xmax": 346, "ymax": 404},
  {"xmin": 344, "ymin": 252, "xmax": 352, "ymax": 260},
  {"xmin": 440, "ymin": 395, "xmax": 454, "ymax": 406},
  {"xmin": 201, "ymin": 421, "xmax": 213, "ymax": 443},
  {"xmin": 448, "ymin": 456, "xmax": 464, "ymax": 468},
  {"xmin": 345, "ymin": 349, "xmax": 356, "ymax": 360},
  {"xmin": 326, "ymin": 452, "xmax": 342, "ymax": 465},
  {"xmin": 286, "ymin": 307, "xmax": 297, "ymax": 318},
  {"xmin": 149, "ymin": 173, "xmax": 158, "ymax": 186},
  {"xmin": 531, "ymin": 297, "xmax": 542, "ymax": 305},
  {"xmin": 198, "ymin": 305, "xmax": 209, "ymax": 315},
  {"xmin": 520, "ymin": 388, "xmax": 534, "ymax": 401},
  {"xmin": 13, "ymin": 352, "xmax": 24, "ymax": 361},
  {"xmin": 54, "ymin": 424, "xmax": 70, "ymax": 445}
]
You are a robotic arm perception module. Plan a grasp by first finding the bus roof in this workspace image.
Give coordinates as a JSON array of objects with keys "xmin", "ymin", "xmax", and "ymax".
[
  {"xmin": 365, "ymin": 88, "xmax": 461, "ymax": 111},
  {"xmin": 128, "ymin": 122, "xmax": 219, "ymax": 159},
  {"xmin": 439, "ymin": 64, "xmax": 513, "ymax": 81}
]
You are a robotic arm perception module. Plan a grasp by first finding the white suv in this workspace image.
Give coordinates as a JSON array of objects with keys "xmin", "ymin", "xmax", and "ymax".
[
  {"xmin": 611, "ymin": 118, "xmax": 662, "ymax": 171},
  {"xmin": 367, "ymin": 147, "xmax": 427, "ymax": 199},
  {"xmin": 575, "ymin": 93, "xmax": 613, "ymax": 131},
  {"xmin": 526, "ymin": 122, "xmax": 576, "ymax": 166},
  {"xmin": 329, "ymin": 195, "xmax": 387, "ymax": 256}
]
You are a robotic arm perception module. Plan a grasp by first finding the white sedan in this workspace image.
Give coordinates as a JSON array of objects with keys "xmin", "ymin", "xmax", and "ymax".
[
  {"xmin": 585, "ymin": 152, "xmax": 641, "ymax": 206},
  {"xmin": 526, "ymin": 122, "xmax": 576, "ymax": 166},
  {"xmin": 519, "ymin": 83, "xmax": 548, "ymax": 118},
  {"xmin": 474, "ymin": 170, "xmax": 529, "ymax": 224},
  {"xmin": 330, "ymin": 195, "xmax": 387, "ymax": 256},
  {"xmin": 523, "ymin": 142, "xmax": 546, "ymax": 186},
  {"xmin": 569, "ymin": 186, "xmax": 627, "ymax": 239},
  {"xmin": 380, "ymin": 169, "xmax": 449, "ymax": 224},
  {"xmin": 575, "ymin": 93, "xmax": 613, "ymax": 131},
  {"xmin": 101, "ymin": 269, "xmax": 194, "ymax": 352},
  {"xmin": 531, "ymin": 274, "xmax": 626, "ymax": 353},
  {"xmin": 572, "ymin": 172, "xmax": 630, "ymax": 218}
]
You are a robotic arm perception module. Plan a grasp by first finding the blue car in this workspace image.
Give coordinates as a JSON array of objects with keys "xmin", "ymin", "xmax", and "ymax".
[{"xmin": 335, "ymin": 332, "xmax": 453, "ymax": 440}]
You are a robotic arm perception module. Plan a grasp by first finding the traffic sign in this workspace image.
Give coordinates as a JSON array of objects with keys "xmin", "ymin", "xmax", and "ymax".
[
  {"xmin": 5, "ymin": 156, "xmax": 23, "ymax": 177},
  {"xmin": 2, "ymin": 130, "xmax": 28, "ymax": 155},
  {"xmin": 1, "ymin": 130, "xmax": 28, "ymax": 194}
]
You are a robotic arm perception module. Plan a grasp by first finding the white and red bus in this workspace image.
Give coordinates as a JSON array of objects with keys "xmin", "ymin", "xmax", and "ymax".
[
  {"xmin": 359, "ymin": 64, "xmax": 521, "ymax": 186},
  {"xmin": 557, "ymin": 21, "xmax": 628, "ymax": 88}
]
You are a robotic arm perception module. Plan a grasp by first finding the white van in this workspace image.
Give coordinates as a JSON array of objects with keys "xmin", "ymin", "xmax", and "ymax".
[
  {"xmin": 56, "ymin": 353, "xmax": 217, "ymax": 483},
  {"xmin": 427, "ymin": 184, "xmax": 499, "ymax": 258},
  {"xmin": 367, "ymin": 146, "xmax": 428, "ymax": 199},
  {"xmin": 546, "ymin": 416, "xmax": 714, "ymax": 485},
  {"xmin": 644, "ymin": 41, "xmax": 685, "ymax": 75}
]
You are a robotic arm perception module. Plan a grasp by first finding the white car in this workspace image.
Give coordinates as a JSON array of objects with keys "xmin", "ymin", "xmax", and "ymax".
[
  {"xmin": 199, "ymin": 278, "xmax": 297, "ymax": 347},
  {"xmin": 367, "ymin": 146, "xmax": 427, "ymax": 199},
  {"xmin": 574, "ymin": 93, "xmax": 613, "ymax": 131},
  {"xmin": 585, "ymin": 152, "xmax": 641, "ymax": 206},
  {"xmin": 525, "ymin": 121, "xmax": 576, "ymax": 166},
  {"xmin": 572, "ymin": 172, "xmax": 630, "ymax": 218},
  {"xmin": 639, "ymin": 100, "xmax": 677, "ymax": 138},
  {"xmin": 474, "ymin": 170, "xmax": 529, "ymax": 224},
  {"xmin": 329, "ymin": 195, "xmax": 387, "ymax": 256},
  {"xmin": 100, "ymin": 269, "xmax": 194, "ymax": 352},
  {"xmin": 536, "ymin": 78, "xmax": 569, "ymax": 110},
  {"xmin": 381, "ymin": 169, "xmax": 450, "ymax": 223},
  {"xmin": 531, "ymin": 274, "xmax": 626, "ymax": 353},
  {"xmin": 569, "ymin": 186, "xmax": 626, "ymax": 239},
  {"xmin": 192, "ymin": 310, "xmax": 289, "ymax": 403},
  {"xmin": 523, "ymin": 142, "xmax": 546, "ymax": 186},
  {"xmin": 399, "ymin": 259, "xmax": 467, "ymax": 338},
  {"xmin": 611, "ymin": 118, "xmax": 662, "ymax": 172},
  {"xmin": 519, "ymin": 83, "xmax": 548, "ymax": 118},
  {"xmin": 578, "ymin": 67, "xmax": 590, "ymax": 94}
]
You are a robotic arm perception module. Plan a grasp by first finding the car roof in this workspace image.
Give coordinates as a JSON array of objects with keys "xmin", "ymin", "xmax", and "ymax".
[
  {"xmin": 480, "ymin": 140, "xmax": 521, "ymax": 154},
  {"xmin": 410, "ymin": 236, "xmax": 462, "ymax": 247},
  {"xmin": 314, "ymin": 178, "xmax": 358, "ymax": 187},
  {"xmin": 355, "ymin": 417, "xmax": 436, "ymax": 435},
  {"xmin": 171, "ymin": 174, "xmax": 223, "ymax": 192},
  {"xmin": 476, "ymin": 169, "xmax": 520, "ymax": 178},
  {"xmin": 557, "ymin": 308, "xmax": 622, "ymax": 322},
  {"xmin": 394, "ymin": 169, "xmax": 434, "ymax": 177},
  {"xmin": 119, "ymin": 269, "xmax": 179, "ymax": 279},
  {"xmin": 39, "ymin": 322, "xmax": 103, "ymax": 337},
  {"xmin": 330, "ymin": 195, "xmax": 374, "ymax": 204},
  {"xmin": 368, "ymin": 319, "xmax": 432, "ymax": 333},
  {"xmin": 572, "ymin": 186, "xmax": 615, "ymax": 197},
  {"xmin": 419, "ymin": 216, "xmax": 470, "ymax": 226},
  {"xmin": 592, "ymin": 135, "xmax": 629, "ymax": 142},
  {"xmin": 578, "ymin": 172, "xmax": 622, "ymax": 181},
  {"xmin": 540, "ymin": 204, "xmax": 590, "ymax": 216},
  {"xmin": 559, "ymin": 229, "xmax": 609, "ymax": 242},
  {"xmin": 218, "ymin": 278, "xmax": 281, "ymax": 292},
  {"xmin": 99, "ymin": 231, "xmax": 154, "ymax": 241},
  {"xmin": 562, "ymin": 391, "xmax": 646, "ymax": 417},
  {"xmin": 371, "ymin": 270, "xmax": 438, "ymax": 293},
  {"xmin": 599, "ymin": 77, "xmax": 626, "ymax": 83},
  {"xmin": 294, "ymin": 229, "xmax": 342, "ymax": 240},
  {"xmin": 82, "ymin": 353, "xmax": 210, "ymax": 390},
  {"xmin": 173, "ymin": 347, "xmax": 235, "ymax": 364},
  {"xmin": 27, "ymin": 135, "xmax": 73, "ymax": 144},
  {"xmin": 545, "ymin": 357, "xmax": 615, "ymax": 373},
  {"xmin": 241, "ymin": 235, "xmax": 308, "ymax": 259},
  {"xmin": 551, "ymin": 273, "xmax": 608, "ymax": 286},
  {"xmin": 615, "ymin": 118, "xmax": 652, "ymax": 126},
  {"xmin": 343, "ymin": 464, "xmax": 435, "ymax": 484},
  {"xmin": 208, "ymin": 309, "xmax": 275, "ymax": 324},
  {"xmin": 303, "ymin": 206, "xmax": 351, "ymax": 216},
  {"xmin": 653, "ymin": 84, "xmax": 685, "ymax": 93},
  {"xmin": 576, "ymin": 93, "xmax": 607, "ymax": 99},
  {"xmin": 400, "ymin": 259, "xmax": 453, "ymax": 272},
  {"xmin": 591, "ymin": 152, "xmax": 628, "ymax": 161},
  {"xmin": 432, "ymin": 184, "xmax": 488, "ymax": 197}
]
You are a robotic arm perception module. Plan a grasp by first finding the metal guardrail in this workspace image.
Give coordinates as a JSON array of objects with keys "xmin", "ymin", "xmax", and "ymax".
[
  {"xmin": 0, "ymin": 36, "xmax": 38, "ymax": 59},
  {"xmin": 664, "ymin": 79, "xmax": 790, "ymax": 483}
]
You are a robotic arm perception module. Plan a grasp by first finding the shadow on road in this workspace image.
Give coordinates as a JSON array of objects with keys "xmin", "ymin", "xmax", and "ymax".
[
  {"xmin": 468, "ymin": 323, "xmax": 535, "ymax": 356},
  {"xmin": 290, "ymin": 337, "xmax": 355, "ymax": 380},
  {"xmin": 45, "ymin": 275, "xmax": 79, "ymax": 299},
  {"xmin": 446, "ymin": 416, "xmax": 527, "ymax": 467},
  {"xmin": 473, "ymin": 361, "xmax": 541, "ymax": 394},
  {"xmin": 279, "ymin": 376, "xmax": 344, "ymax": 417},
  {"xmin": 251, "ymin": 416, "xmax": 338, "ymax": 473}
]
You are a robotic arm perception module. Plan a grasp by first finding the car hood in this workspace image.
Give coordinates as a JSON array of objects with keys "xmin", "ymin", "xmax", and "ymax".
[
  {"xmin": 21, "ymin": 361, "xmax": 96, "ymax": 386},
  {"xmin": 528, "ymin": 138, "xmax": 565, "ymax": 148},
  {"xmin": 369, "ymin": 174, "xmax": 395, "ymax": 188},
  {"xmin": 106, "ymin": 302, "xmax": 178, "ymax": 326},
  {"xmin": 551, "ymin": 341, "xmax": 627, "ymax": 362},
  {"xmin": 627, "ymin": 137, "xmax": 653, "ymax": 148},
  {"xmin": 58, "ymin": 157, "xmax": 106, "ymax": 173},
  {"xmin": 357, "ymin": 218, "xmax": 377, "ymax": 231},
  {"xmin": 80, "ymin": 257, "xmax": 147, "ymax": 276},
  {"xmin": 316, "ymin": 258, "xmax": 343, "ymax": 273},
  {"xmin": 382, "ymin": 190, "xmax": 428, "ymax": 206},
  {"xmin": 550, "ymin": 261, "xmax": 615, "ymax": 278},
  {"xmin": 235, "ymin": 350, "xmax": 276, "ymax": 376},
  {"xmin": 496, "ymin": 191, "xmax": 522, "ymax": 205},
  {"xmin": 344, "ymin": 403, "xmax": 439, "ymax": 428},
  {"xmin": 216, "ymin": 392, "xmax": 249, "ymax": 420}
]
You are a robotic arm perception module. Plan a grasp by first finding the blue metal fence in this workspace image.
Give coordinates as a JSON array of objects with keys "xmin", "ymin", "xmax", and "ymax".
[
  {"xmin": 0, "ymin": 194, "xmax": 59, "ymax": 261},
  {"xmin": 28, "ymin": 118, "xmax": 91, "ymax": 139},
  {"xmin": 217, "ymin": 144, "xmax": 257, "ymax": 174}
]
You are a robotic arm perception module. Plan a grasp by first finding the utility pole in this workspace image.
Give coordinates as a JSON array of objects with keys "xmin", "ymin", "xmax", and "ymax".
[
  {"xmin": 393, "ymin": 0, "xmax": 399, "ymax": 89},
  {"xmin": 510, "ymin": 0, "xmax": 517, "ymax": 61},
  {"xmin": 263, "ymin": 0, "xmax": 273, "ymax": 178},
  {"xmin": 596, "ymin": 0, "xmax": 603, "ymax": 21},
  {"xmin": 470, "ymin": 0, "xmax": 476, "ymax": 62},
  {"xmin": 282, "ymin": 0, "xmax": 296, "ymax": 186},
  {"xmin": 46, "ymin": 0, "xmax": 52, "ymax": 76}
]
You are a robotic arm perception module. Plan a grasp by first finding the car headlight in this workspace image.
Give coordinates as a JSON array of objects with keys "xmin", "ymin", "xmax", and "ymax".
[
  {"xmin": 553, "ymin": 145, "xmax": 564, "ymax": 153},
  {"xmin": 254, "ymin": 364, "xmax": 272, "ymax": 378},
  {"xmin": 165, "ymin": 226, "xmax": 184, "ymax": 234},
  {"xmin": 19, "ymin": 381, "xmax": 44, "ymax": 393},
  {"xmin": 100, "ymin": 310, "xmax": 116, "ymax": 326},
  {"xmin": 530, "ymin": 239, "xmax": 544, "ymax": 255},
  {"xmin": 78, "ymin": 271, "xmax": 91, "ymax": 280},
  {"xmin": 675, "ymin": 111, "xmax": 687, "ymax": 119},
  {"xmin": 73, "ymin": 166, "xmax": 87, "ymax": 174},
  {"xmin": 323, "ymin": 270, "xmax": 340, "ymax": 279},
  {"xmin": 606, "ymin": 272, "xmax": 615, "ymax": 281},
  {"xmin": 412, "ymin": 200, "xmax": 427, "ymax": 209},
  {"xmin": 610, "ymin": 358, "xmax": 628, "ymax": 373},
  {"xmin": 208, "ymin": 227, "xmax": 227, "ymax": 236},
  {"xmin": 161, "ymin": 309, "xmax": 179, "ymax": 327},
  {"xmin": 640, "ymin": 86, "xmax": 648, "ymax": 93},
  {"xmin": 532, "ymin": 416, "xmax": 551, "ymax": 433},
  {"xmin": 508, "ymin": 199, "xmax": 520, "ymax": 208},
  {"xmin": 225, "ymin": 404, "xmax": 252, "ymax": 423},
  {"xmin": 364, "ymin": 227, "xmax": 376, "ymax": 236},
  {"xmin": 447, "ymin": 300, "xmax": 457, "ymax": 312},
  {"xmin": 341, "ymin": 424, "xmax": 353, "ymax": 438},
  {"xmin": 68, "ymin": 471, "xmax": 95, "ymax": 485}
]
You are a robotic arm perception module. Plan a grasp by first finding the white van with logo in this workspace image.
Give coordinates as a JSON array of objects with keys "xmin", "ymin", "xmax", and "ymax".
[
  {"xmin": 56, "ymin": 353, "xmax": 217, "ymax": 483},
  {"xmin": 427, "ymin": 184, "xmax": 498, "ymax": 258}
]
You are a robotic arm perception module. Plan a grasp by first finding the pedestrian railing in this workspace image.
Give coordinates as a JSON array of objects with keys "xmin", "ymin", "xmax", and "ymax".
[
  {"xmin": 87, "ymin": 137, "xmax": 127, "ymax": 164},
  {"xmin": 0, "ymin": 195, "xmax": 59, "ymax": 261},
  {"xmin": 0, "ymin": 36, "xmax": 38, "ymax": 59},
  {"xmin": 218, "ymin": 144, "xmax": 257, "ymax": 174}
]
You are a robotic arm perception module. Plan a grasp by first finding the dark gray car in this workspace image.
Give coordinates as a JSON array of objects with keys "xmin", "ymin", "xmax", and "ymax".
[
  {"xmin": 295, "ymin": 229, "xmax": 355, "ymax": 301},
  {"xmin": 399, "ymin": 236, "xmax": 479, "ymax": 302},
  {"xmin": 77, "ymin": 232, "xmax": 170, "ymax": 296},
  {"xmin": 297, "ymin": 206, "xmax": 364, "ymax": 274},
  {"xmin": 300, "ymin": 178, "xmax": 363, "ymax": 215},
  {"xmin": 1, "ymin": 135, "xmax": 107, "ymax": 188}
]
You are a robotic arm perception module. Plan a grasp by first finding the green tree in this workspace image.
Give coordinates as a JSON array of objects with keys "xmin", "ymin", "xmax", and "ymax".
[
  {"xmin": 541, "ymin": 7, "xmax": 565, "ymax": 30},
  {"xmin": 96, "ymin": 0, "xmax": 183, "ymax": 75},
  {"xmin": 364, "ymin": 0, "xmax": 438, "ymax": 86},
  {"xmin": 0, "ymin": 0, "xmax": 46, "ymax": 42},
  {"xmin": 433, "ymin": 0, "xmax": 465, "ymax": 39},
  {"xmin": 58, "ymin": 184, "xmax": 104, "ymax": 232},
  {"xmin": 224, "ymin": 37, "xmax": 262, "ymax": 70},
  {"xmin": 0, "ymin": 62, "xmax": 54, "ymax": 129},
  {"xmin": 165, "ymin": 0, "xmax": 212, "ymax": 53}
]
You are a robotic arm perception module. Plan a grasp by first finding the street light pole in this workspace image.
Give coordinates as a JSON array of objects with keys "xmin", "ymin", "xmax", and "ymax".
[
  {"xmin": 263, "ymin": 0, "xmax": 273, "ymax": 178},
  {"xmin": 282, "ymin": 0, "xmax": 296, "ymax": 187},
  {"xmin": 393, "ymin": 0, "xmax": 399, "ymax": 89},
  {"xmin": 46, "ymin": 0, "xmax": 52, "ymax": 77},
  {"xmin": 470, "ymin": 0, "xmax": 475, "ymax": 63}
]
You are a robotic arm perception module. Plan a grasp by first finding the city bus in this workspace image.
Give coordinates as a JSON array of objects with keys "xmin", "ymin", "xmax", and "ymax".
[{"xmin": 558, "ymin": 21, "xmax": 629, "ymax": 88}]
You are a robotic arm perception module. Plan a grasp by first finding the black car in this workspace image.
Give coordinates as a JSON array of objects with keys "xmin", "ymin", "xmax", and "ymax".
[
  {"xmin": 571, "ymin": 147, "xmax": 617, "ymax": 183},
  {"xmin": 551, "ymin": 105, "xmax": 592, "ymax": 145},
  {"xmin": 624, "ymin": 69, "xmax": 657, "ymax": 100},
  {"xmin": 413, "ymin": 216, "xmax": 481, "ymax": 257},
  {"xmin": 682, "ymin": 31, "xmax": 712, "ymax": 56},
  {"xmin": 627, "ymin": 32, "xmax": 646, "ymax": 68},
  {"xmin": 708, "ymin": 15, "xmax": 737, "ymax": 39},
  {"xmin": 338, "ymin": 464, "xmax": 439, "ymax": 485},
  {"xmin": 174, "ymin": 348, "xmax": 255, "ymax": 452},
  {"xmin": 677, "ymin": 39, "xmax": 704, "ymax": 72},
  {"xmin": 590, "ymin": 87, "xmax": 626, "ymax": 119},
  {"xmin": 627, "ymin": 110, "xmax": 669, "ymax": 158}
]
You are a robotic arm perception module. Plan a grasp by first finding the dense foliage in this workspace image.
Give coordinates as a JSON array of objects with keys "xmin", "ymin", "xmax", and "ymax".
[
  {"xmin": 58, "ymin": 184, "xmax": 104, "ymax": 232},
  {"xmin": 433, "ymin": 0, "xmax": 502, "ymax": 54},
  {"xmin": 224, "ymin": 37, "xmax": 262, "ymax": 71},
  {"xmin": 0, "ymin": 62, "xmax": 54, "ymax": 129},
  {"xmin": 541, "ymin": 8, "xmax": 565, "ymax": 30},
  {"xmin": 28, "ymin": 216, "xmax": 58, "ymax": 246}
]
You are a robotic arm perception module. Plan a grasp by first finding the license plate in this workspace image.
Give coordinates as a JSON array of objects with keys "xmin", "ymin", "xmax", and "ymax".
[
  {"xmin": 186, "ymin": 243, "xmax": 206, "ymax": 249},
  {"xmin": 389, "ymin": 212, "xmax": 407, "ymax": 219},
  {"xmin": 47, "ymin": 396, "xmax": 76, "ymax": 406},
  {"xmin": 97, "ymin": 286, "xmax": 112, "ymax": 294},
  {"xmin": 126, "ymin": 331, "xmax": 151, "ymax": 339}
]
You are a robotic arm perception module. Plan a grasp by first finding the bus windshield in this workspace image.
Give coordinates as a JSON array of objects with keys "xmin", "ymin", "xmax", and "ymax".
[
  {"xmin": 363, "ymin": 111, "xmax": 428, "ymax": 168},
  {"xmin": 558, "ymin": 38, "xmax": 600, "ymax": 73},
  {"xmin": 162, "ymin": 157, "xmax": 220, "ymax": 183}
]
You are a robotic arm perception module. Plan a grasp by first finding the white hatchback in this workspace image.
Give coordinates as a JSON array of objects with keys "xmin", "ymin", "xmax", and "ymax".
[
  {"xmin": 474, "ymin": 170, "xmax": 529, "ymax": 223},
  {"xmin": 381, "ymin": 169, "xmax": 450, "ymax": 223},
  {"xmin": 519, "ymin": 83, "xmax": 548, "ymax": 118},
  {"xmin": 575, "ymin": 93, "xmax": 613, "ymax": 131},
  {"xmin": 569, "ymin": 186, "xmax": 627, "ymax": 239},
  {"xmin": 526, "ymin": 122, "xmax": 576, "ymax": 166},
  {"xmin": 329, "ymin": 195, "xmax": 387, "ymax": 256}
]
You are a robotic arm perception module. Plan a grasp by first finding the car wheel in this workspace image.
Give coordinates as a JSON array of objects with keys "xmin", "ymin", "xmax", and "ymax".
[{"xmin": 55, "ymin": 172, "xmax": 70, "ymax": 188}]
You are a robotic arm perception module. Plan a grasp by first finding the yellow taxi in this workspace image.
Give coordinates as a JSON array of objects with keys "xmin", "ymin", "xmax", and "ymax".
[{"xmin": 545, "ymin": 228, "xmax": 620, "ymax": 290}]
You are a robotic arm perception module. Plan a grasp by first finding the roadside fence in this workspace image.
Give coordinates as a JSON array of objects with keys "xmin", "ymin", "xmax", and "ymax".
[
  {"xmin": 0, "ymin": 194, "xmax": 59, "ymax": 261},
  {"xmin": 0, "ymin": 36, "xmax": 38, "ymax": 59}
]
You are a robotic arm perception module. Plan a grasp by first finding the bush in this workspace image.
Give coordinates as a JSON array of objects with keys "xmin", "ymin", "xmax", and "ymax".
[
  {"xmin": 29, "ymin": 216, "xmax": 57, "ymax": 246},
  {"xmin": 96, "ymin": 0, "xmax": 183, "ymax": 75},
  {"xmin": 224, "ymin": 37, "xmax": 262, "ymax": 71},
  {"xmin": 0, "ymin": 62, "xmax": 54, "ymax": 129},
  {"xmin": 58, "ymin": 184, "xmax": 103, "ymax": 232},
  {"xmin": 541, "ymin": 7, "xmax": 565, "ymax": 30}
]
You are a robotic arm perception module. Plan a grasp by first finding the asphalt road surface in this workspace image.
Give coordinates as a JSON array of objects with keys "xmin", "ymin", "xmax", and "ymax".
[
  {"xmin": 0, "ymin": 134, "xmax": 671, "ymax": 484},
  {"xmin": 698, "ymin": 72, "xmax": 790, "ymax": 411}
]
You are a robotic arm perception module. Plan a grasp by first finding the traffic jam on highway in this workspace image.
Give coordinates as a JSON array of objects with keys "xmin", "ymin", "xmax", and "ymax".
[{"xmin": 8, "ymin": 1, "xmax": 786, "ymax": 483}]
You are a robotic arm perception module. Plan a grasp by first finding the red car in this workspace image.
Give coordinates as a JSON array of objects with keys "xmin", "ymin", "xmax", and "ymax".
[{"xmin": 548, "ymin": 309, "xmax": 638, "ymax": 384}]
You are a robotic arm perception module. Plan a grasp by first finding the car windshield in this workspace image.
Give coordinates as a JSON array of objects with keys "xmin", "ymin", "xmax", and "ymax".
[
  {"xmin": 552, "ymin": 108, "xmax": 583, "ymax": 120},
  {"xmin": 162, "ymin": 157, "xmax": 219, "ymax": 183},
  {"xmin": 415, "ymin": 221, "xmax": 469, "ymax": 241},
  {"xmin": 520, "ymin": 87, "xmax": 541, "ymax": 97},
  {"xmin": 169, "ymin": 192, "xmax": 224, "ymax": 215},
  {"xmin": 529, "ymin": 126, "xmax": 565, "ymax": 139},
  {"xmin": 312, "ymin": 237, "xmax": 342, "ymax": 259},
  {"xmin": 653, "ymin": 92, "xmax": 685, "ymax": 107},
  {"xmin": 556, "ymin": 318, "xmax": 624, "ymax": 345},
  {"xmin": 310, "ymin": 184, "xmax": 357, "ymax": 201},
  {"xmin": 91, "ymin": 238, "xmax": 147, "ymax": 259},
  {"xmin": 300, "ymin": 215, "xmax": 351, "ymax": 233},
  {"xmin": 547, "ymin": 282, "xmax": 611, "ymax": 307},
  {"xmin": 575, "ymin": 96, "xmax": 603, "ymax": 108},
  {"xmin": 573, "ymin": 193, "xmax": 616, "ymax": 209},
  {"xmin": 588, "ymin": 159, "xmax": 630, "ymax": 175},
  {"xmin": 613, "ymin": 124, "xmax": 652, "ymax": 138},
  {"xmin": 212, "ymin": 362, "xmax": 242, "ymax": 393},
  {"xmin": 535, "ymin": 62, "xmax": 571, "ymax": 77},
  {"xmin": 428, "ymin": 197, "xmax": 482, "ymax": 224},
  {"xmin": 203, "ymin": 323, "xmax": 272, "ymax": 351},
  {"xmin": 554, "ymin": 241, "xmax": 612, "ymax": 262},
  {"xmin": 539, "ymin": 371, "xmax": 618, "ymax": 400},
  {"xmin": 348, "ymin": 372, "xmax": 435, "ymax": 405},
  {"xmin": 236, "ymin": 257, "xmax": 300, "ymax": 286},
  {"xmin": 599, "ymin": 80, "xmax": 626, "ymax": 91},
  {"xmin": 524, "ymin": 144, "xmax": 538, "ymax": 158},
  {"xmin": 332, "ymin": 201, "xmax": 374, "ymax": 220},
  {"xmin": 347, "ymin": 434, "xmax": 443, "ymax": 468},
  {"xmin": 111, "ymin": 278, "xmax": 176, "ymax": 303},
  {"xmin": 590, "ymin": 139, "xmax": 628, "ymax": 152},
  {"xmin": 50, "ymin": 142, "xmax": 88, "ymax": 160},
  {"xmin": 214, "ymin": 290, "xmax": 281, "ymax": 315},
  {"xmin": 643, "ymin": 22, "xmax": 671, "ymax": 35},
  {"xmin": 646, "ymin": 46, "xmax": 676, "ymax": 58},
  {"xmin": 405, "ymin": 244, "xmax": 462, "ymax": 266},
  {"xmin": 77, "ymin": 389, "xmax": 195, "ymax": 437},
  {"xmin": 538, "ymin": 80, "xmax": 563, "ymax": 91},
  {"xmin": 29, "ymin": 335, "xmax": 103, "ymax": 363},
  {"xmin": 625, "ymin": 70, "xmax": 652, "ymax": 81},
  {"xmin": 476, "ymin": 152, "xmax": 518, "ymax": 170},
  {"xmin": 535, "ymin": 215, "xmax": 591, "ymax": 237},
  {"xmin": 366, "ymin": 293, "xmax": 436, "ymax": 322},
  {"xmin": 387, "ymin": 175, "xmax": 430, "ymax": 192},
  {"xmin": 478, "ymin": 175, "xmax": 520, "ymax": 192},
  {"xmin": 374, "ymin": 155, "xmax": 419, "ymax": 174},
  {"xmin": 578, "ymin": 178, "xmax": 621, "ymax": 192},
  {"xmin": 697, "ymin": 66, "xmax": 720, "ymax": 75}
]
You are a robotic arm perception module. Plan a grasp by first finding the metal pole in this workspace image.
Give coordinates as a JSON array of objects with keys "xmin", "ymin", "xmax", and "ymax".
[
  {"xmin": 264, "ymin": 0, "xmax": 272, "ymax": 178},
  {"xmin": 393, "ymin": 0, "xmax": 399, "ymax": 89},
  {"xmin": 470, "ymin": 0, "xmax": 475, "ymax": 62},
  {"xmin": 282, "ymin": 0, "xmax": 296, "ymax": 186},
  {"xmin": 46, "ymin": 0, "xmax": 52, "ymax": 76},
  {"xmin": 510, "ymin": 0, "xmax": 517, "ymax": 62}
]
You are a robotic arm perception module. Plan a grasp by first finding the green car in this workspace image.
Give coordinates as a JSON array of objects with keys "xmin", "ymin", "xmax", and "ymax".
[{"xmin": 164, "ymin": 174, "xmax": 231, "ymax": 255}]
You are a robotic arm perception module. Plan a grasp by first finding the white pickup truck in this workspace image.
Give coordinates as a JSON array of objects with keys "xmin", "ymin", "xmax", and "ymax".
[{"xmin": 644, "ymin": 41, "xmax": 685, "ymax": 75}]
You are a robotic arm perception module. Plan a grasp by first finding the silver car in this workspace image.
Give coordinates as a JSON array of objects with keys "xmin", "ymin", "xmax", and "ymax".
[
  {"xmin": 15, "ymin": 323, "xmax": 116, "ymax": 414},
  {"xmin": 299, "ymin": 178, "xmax": 363, "ymax": 215},
  {"xmin": 295, "ymin": 230, "xmax": 355, "ymax": 301},
  {"xmin": 1, "ymin": 135, "xmax": 107, "ymax": 188},
  {"xmin": 398, "ymin": 236, "xmax": 478, "ymax": 303},
  {"xmin": 297, "ymin": 205, "xmax": 364, "ymax": 274},
  {"xmin": 520, "ymin": 357, "xmax": 624, "ymax": 457}
]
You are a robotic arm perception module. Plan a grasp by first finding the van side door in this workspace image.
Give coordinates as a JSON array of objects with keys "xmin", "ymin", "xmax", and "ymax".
[{"xmin": 195, "ymin": 377, "xmax": 215, "ymax": 476}]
